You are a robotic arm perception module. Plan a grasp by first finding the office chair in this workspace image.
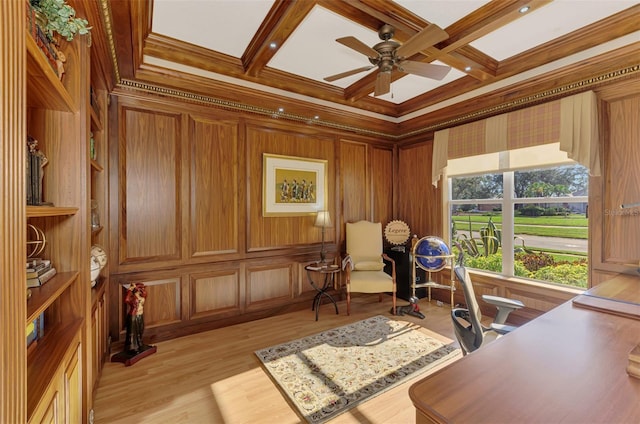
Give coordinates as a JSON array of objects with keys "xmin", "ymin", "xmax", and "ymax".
[
  {"xmin": 451, "ymin": 266, "xmax": 524, "ymax": 355},
  {"xmin": 343, "ymin": 221, "xmax": 397, "ymax": 315}
]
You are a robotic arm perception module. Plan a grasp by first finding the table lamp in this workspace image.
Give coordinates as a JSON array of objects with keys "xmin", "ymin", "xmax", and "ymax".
[{"xmin": 314, "ymin": 211, "xmax": 332, "ymax": 264}]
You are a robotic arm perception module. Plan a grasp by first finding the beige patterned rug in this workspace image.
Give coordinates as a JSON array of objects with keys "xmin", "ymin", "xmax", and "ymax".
[{"xmin": 255, "ymin": 315, "xmax": 460, "ymax": 424}]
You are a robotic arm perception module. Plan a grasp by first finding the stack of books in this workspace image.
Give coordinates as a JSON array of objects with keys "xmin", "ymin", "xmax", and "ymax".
[{"xmin": 26, "ymin": 258, "xmax": 56, "ymax": 288}]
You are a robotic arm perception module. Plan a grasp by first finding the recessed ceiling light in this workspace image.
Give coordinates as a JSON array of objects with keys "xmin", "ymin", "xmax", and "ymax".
[
  {"xmin": 278, "ymin": 107, "xmax": 284, "ymax": 113},
  {"xmin": 314, "ymin": 115, "xmax": 319, "ymax": 120},
  {"xmin": 269, "ymin": 42, "xmax": 277, "ymax": 49},
  {"xmin": 519, "ymin": 6, "xmax": 530, "ymax": 13},
  {"xmin": 464, "ymin": 66, "xmax": 472, "ymax": 72}
]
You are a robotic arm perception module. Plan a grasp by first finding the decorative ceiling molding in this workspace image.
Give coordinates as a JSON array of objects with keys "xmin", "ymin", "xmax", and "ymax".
[
  {"xmin": 98, "ymin": 0, "xmax": 120, "ymax": 83},
  {"xmin": 114, "ymin": 63, "xmax": 639, "ymax": 141}
]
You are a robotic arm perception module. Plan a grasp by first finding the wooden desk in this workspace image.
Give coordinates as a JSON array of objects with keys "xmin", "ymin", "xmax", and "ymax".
[{"xmin": 409, "ymin": 276, "xmax": 640, "ymax": 423}]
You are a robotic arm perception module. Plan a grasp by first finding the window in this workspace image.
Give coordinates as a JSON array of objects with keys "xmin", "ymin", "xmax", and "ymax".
[{"xmin": 446, "ymin": 144, "xmax": 588, "ymax": 289}]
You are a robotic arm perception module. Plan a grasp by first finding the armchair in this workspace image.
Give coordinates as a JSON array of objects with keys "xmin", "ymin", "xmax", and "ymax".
[
  {"xmin": 451, "ymin": 266, "xmax": 524, "ymax": 355},
  {"xmin": 344, "ymin": 221, "xmax": 397, "ymax": 315}
]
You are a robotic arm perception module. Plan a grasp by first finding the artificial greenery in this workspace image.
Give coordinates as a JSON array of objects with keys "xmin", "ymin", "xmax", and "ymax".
[{"xmin": 30, "ymin": 0, "xmax": 90, "ymax": 41}]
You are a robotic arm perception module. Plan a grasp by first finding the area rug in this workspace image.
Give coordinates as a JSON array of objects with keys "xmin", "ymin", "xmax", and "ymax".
[{"xmin": 254, "ymin": 315, "xmax": 460, "ymax": 424}]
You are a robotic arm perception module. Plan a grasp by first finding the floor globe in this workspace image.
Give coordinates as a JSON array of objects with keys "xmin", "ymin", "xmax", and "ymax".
[{"xmin": 413, "ymin": 236, "xmax": 451, "ymax": 272}]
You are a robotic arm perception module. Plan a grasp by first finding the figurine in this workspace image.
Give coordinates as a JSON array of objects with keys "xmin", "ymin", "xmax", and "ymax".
[
  {"xmin": 111, "ymin": 282, "xmax": 157, "ymax": 366},
  {"xmin": 124, "ymin": 282, "xmax": 147, "ymax": 353}
]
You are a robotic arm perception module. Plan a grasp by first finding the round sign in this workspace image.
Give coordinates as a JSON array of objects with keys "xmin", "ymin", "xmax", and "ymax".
[{"xmin": 384, "ymin": 220, "xmax": 411, "ymax": 245}]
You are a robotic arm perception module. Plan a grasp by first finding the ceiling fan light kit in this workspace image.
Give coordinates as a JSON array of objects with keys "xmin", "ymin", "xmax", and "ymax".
[{"xmin": 325, "ymin": 23, "xmax": 452, "ymax": 96}]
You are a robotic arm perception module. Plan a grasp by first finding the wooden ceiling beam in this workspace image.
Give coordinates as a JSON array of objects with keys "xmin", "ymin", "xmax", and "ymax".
[
  {"xmin": 243, "ymin": 0, "xmax": 317, "ymax": 77},
  {"xmin": 439, "ymin": 0, "xmax": 552, "ymax": 55}
]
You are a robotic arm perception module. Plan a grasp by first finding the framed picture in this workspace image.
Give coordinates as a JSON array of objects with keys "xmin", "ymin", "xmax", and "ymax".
[{"xmin": 263, "ymin": 153, "xmax": 327, "ymax": 216}]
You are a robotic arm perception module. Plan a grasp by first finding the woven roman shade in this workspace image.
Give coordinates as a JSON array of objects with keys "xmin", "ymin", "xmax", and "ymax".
[{"xmin": 433, "ymin": 91, "xmax": 601, "ymax": 186}]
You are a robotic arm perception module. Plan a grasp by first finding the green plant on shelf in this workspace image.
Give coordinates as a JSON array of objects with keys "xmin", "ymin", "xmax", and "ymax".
[{"xmin": 30, "ymin": 0, "xmax": 91, "ymax": 41}]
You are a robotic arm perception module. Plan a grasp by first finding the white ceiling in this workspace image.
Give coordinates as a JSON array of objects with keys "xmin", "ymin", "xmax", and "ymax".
[{"xmin": 149, "ymin": 0, "xmax": 639, "ymax": 109}]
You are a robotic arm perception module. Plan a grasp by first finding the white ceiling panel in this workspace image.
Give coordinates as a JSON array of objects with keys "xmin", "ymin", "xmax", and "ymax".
[
  {"xmin": 152, "ymin": 0, "xmax": 275, "ymax": 57},
  {"xmin": 470, "ymin": 0, "xmax": 638, "ymax": 61},
  {"xmin": 268, "ymin": 5, "xmax": 381, "ymax": 87}
]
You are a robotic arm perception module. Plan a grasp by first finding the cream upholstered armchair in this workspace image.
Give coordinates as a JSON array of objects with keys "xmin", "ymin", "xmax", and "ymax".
[{"xmin": 343, "ymin": 221, "xmax": 396, "ymax": 315}]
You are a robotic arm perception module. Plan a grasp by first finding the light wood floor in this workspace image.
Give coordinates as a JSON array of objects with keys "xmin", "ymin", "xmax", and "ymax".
[{"xmin": 93, "ymin": 295, "xmax": 461, "ymax": 424}]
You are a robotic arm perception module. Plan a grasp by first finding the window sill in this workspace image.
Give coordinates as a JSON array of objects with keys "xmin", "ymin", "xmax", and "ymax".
[{"xmin": 461, "ymin": 267, "xmax": 585, "ymax": 296}]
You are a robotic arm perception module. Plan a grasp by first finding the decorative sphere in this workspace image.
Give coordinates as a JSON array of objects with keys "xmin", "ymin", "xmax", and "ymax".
[
  {"xmin": 90, "ymin": 245, "xmax": 108, "ymax": 287},
  {"xmin": 91, "ymin": 245, "xmax": 108, "ymax": 268},
  {"xmin": 414, "ymin": 236, "xmax": 450, "ymax": 271}
]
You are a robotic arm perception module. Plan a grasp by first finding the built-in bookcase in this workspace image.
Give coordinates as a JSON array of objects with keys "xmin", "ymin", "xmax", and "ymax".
[{"xmin": 24, "ymin": 20, "xmax": 90, "ymax": 424}]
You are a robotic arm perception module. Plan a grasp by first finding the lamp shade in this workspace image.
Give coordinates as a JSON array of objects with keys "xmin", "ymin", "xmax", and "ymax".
[{"xmin": 314, "ymin": 211, "xmax": 332, "ymax": 228}]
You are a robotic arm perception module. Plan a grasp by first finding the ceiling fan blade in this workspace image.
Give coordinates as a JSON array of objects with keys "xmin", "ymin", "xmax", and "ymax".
[
  {"xmin": 374, "ymin": 71, "xmax": 391, "ymax": 97},
  {"xmin": 324, "ymin": 66, "xmax": 375, "ymax": 82},
  {"xmin": 397, "ymin": 60, "xmax": 451, "ymax": 80},
  {"xmin": 395, "ymin": 24, "xmax": 449, "ymax": 60},
  {"xmin": 336, "ymin": 36, "xmax": 379, "ymax": 58}
]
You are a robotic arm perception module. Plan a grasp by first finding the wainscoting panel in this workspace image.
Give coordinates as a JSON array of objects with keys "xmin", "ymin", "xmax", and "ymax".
[
  {"xmin": 190, "ymin": 269, "xmax": 241, "ymax": 319},
  {"xmin": 246, "ymin": 124, "xmax": 335, "ymax": 251},
  {"xmin": 603, "ymin": 96, "xmax": 640, "ymax": 266},
  {"xmin": 246, "ymin": 264, "xmax": 294, "ymax": 310},
  {"xmin": 397, "ymin": 142, "xmax": 442, "ymax": 238},
  {"xmin": 370, "ymin": 146, "xmax": 394, "ymax": 225},
  {"xmin": 135, "ymin": 278, "xmax": 181, "ymax": 328},
  {"xmin": 340, "ymin": 141, "xmax": 368, "ymax": 224},
  {"xmin": 118, "ymin": 107, "xmax": 182, "ymax": 264},
  {"xmin": 189, "ymin": 116, "xmax": 239, "ymax": 258}
]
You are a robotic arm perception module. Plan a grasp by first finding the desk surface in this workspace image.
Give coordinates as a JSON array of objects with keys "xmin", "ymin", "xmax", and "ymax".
[{"xmin": 409, "ymin": 276, "xmax": 640, "ymax": 423}]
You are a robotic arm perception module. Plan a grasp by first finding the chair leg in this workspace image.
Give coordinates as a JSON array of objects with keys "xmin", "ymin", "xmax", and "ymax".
[
  {"xmin": 392, "ymin": 292, "xmax": 396, "ymax": 315},
  {"xmin": 347, "ymin": 291, "xmax": 351, "ymax": 315}
]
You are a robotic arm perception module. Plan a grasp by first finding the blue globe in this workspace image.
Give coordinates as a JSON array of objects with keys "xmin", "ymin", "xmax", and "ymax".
[{"xmin": 414, "ymin": 236, "xmax": 451, "ymax": 271}]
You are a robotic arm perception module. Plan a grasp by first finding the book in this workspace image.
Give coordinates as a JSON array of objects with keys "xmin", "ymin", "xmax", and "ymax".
[
  {"xmin": 26, "ymin": 258, "xmax": 51, "ymax": 269},
  {"xmin": 38, "ymin": 267, "xmax": 56, "ymax": 285},
  {"xmin": 26, "ymin": 313, "xmax": 45, "ymax": 349},
  {"xmin": 27, "ymin": 267, "xmax": 56, "ymax": 288},
  {"xmin": 26, "ymin": 263, "xmax": 51, "ymax": 279}
]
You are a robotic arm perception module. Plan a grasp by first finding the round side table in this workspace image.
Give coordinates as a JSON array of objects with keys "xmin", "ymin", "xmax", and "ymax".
[{"xmin": 305, "ymin": 264, "xmax": 340, "ymax": 321}]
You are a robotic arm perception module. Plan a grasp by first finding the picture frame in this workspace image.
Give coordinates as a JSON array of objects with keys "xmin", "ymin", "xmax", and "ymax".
[{"xmin": 263, "ymin": 153, "xmax": 327, "ymax": 217}]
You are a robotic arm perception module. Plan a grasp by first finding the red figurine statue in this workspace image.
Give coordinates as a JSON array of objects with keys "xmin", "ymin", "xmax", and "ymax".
[{"xmin": 111, "ymin": 282, "xmax": 157, "ymax": 366}]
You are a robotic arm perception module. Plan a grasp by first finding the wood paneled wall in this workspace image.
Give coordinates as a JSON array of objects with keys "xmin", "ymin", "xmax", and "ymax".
[
  {"xmin": 107, "ymin": 80, "xmax": 639, "ymax": 342},
  {"xmin": 107, "ymin": 93, "xmax": 394, "ymax": 343},
  {"xmin": 591, "ymin": 82, "xmax": 640, "ymax": 283}
]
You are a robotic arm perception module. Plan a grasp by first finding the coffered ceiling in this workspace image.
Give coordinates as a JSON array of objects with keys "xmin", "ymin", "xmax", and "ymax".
[{"xmin": 104, "ymin": 0, "xmax": 640, "ymax": 133}]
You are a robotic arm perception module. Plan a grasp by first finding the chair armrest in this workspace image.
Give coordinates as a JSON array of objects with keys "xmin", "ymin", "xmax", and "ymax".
[
  {"xmin": 482, "ymin": 295, "xmax": 524, "ymax": 325},
  {"xmin": 482, "ymin": 295, "xmax": 524, "ymax": 310},
  {"xmin": 342, "ymin": 254, "xmax": 353, "ymax": 271},
  {"xmin": 490, "ymin": 322, "xmax": 518, "ymax": 334},
  {"xmin": 382, "ymin": 253, "xmax": 396, "ymax": 282}
]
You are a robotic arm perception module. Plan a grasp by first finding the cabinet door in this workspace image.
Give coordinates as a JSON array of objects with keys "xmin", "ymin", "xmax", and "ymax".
[
  {"xmin": 29, "ymin": 386, "xmax": 61, "ymax": 424},
  {"xmin": 63, "ymin": 343, "xmax": 82, "ymax": 424}
]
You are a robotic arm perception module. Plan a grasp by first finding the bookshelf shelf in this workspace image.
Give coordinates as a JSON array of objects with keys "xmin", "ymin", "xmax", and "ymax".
[
  {"xmin": 25, "ymin": 31, "xmax": 75, "ymax": 113},
  {"xmin": 26, "ymin": 271, "xmax": 79, "ymax": 324},
  {"xmin": 26, "ymin": 205, "xmax": 78, "ymax": 218}
]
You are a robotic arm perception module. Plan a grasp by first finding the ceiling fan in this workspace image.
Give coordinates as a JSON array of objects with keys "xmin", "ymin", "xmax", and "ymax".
[{"xmin": 324, "ymin": 23, "xmax": 452, "ymax": 97}]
